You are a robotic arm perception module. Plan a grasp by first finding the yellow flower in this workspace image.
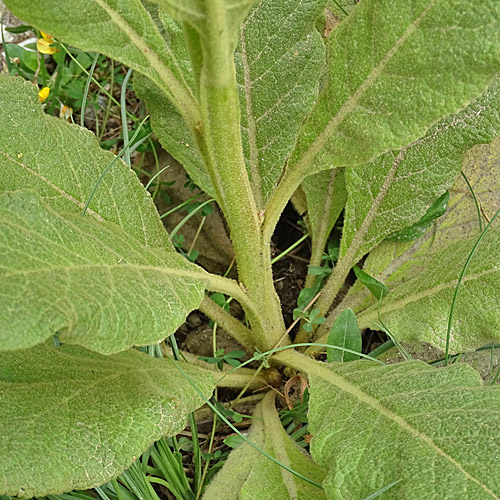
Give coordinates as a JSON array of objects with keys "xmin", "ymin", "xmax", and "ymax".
[
  {"xmin": 37, "ymin": 32, "xmax": 57, "ymax": 55},
  {"xmin": 38, "ymin": 87, "xmax": 50, "ymax": 103}
]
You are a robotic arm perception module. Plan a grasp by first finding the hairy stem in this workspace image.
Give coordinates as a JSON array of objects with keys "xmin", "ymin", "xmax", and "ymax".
[
  {"xmin": 310, "ymin": 150, "xmax": 407, "ymax": 340},
  {"xmin": 164, "ymin": 346, "xmax": 267, "ymax": 389},
  {"xmin": 191, "ymin": 0, "xmax": 286, "ymax": 350},
  {"xmin": 198, "ymin": 296, "xmax": 254, "ymax": 350},
  {"xmin": 204, "ymin": 273, "xmax": 260, "ymax": 322},
  {"xmin": 273, "ymin": 347, "xmax": 319, "ymax": 372}
]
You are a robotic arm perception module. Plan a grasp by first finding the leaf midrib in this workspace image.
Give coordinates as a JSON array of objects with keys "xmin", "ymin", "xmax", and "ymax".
[
  {"xmin": 92, "ymin": 0, "xmax": 200, "ymax": 125},
  {"xmin": 9, "ymin": 371, "xmax": 125, "ymax": 426},
  {"xmin": 5, "ymin": 361, "xmax": 191, "ymax": 427},
  {"xmin": 293, "ymin": 0, "xmax": 437, "ymax": 173},
  {"xmin": 358, "ymin": 265, "xmax": 500, "ymax": 327},
  {"xmin": 262, "ymin": 393, "xmax": 298, "ymax": 499},
  {"xmin": 376, "ymin": 182, "xmax": 491, "ymax": 283},
  {"xmin": 2, "ymin": 262, "xmax": 206, "ymax": 282},
  {"xmin": 339, "ymin": 167, "xmax": 497, "ymax": 319},
  {"xmin": 313, "ymin": 150, "xmax": 403, "ymax": 316}
]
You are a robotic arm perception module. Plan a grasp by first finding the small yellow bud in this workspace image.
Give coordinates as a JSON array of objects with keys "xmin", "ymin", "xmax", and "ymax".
[{"xmin": 38, "ymin": 87, "xmax": 50, "ymax": 103}]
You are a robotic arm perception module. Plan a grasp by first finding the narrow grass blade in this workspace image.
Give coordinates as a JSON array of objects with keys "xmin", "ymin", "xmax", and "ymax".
[
  {"xmin": 145, "ymin": 165, "xmax": 170, "ymax": 191},
  {"xmin": 461, "ymin": 171, "xmax": 483, "ymax": 232},
  {"xmin": 363, "ymin": 480, "xmax": 402, "ymax": 499},
  {"xmin": 80, "ymin": 52, "xmax": 99, "ymax": 128},
  {"xmin": 271, "ymin": 233, "xmax": 309, "ymax": 264},
  {"xmin": 121, "ymin": 68, "xmax": 133, "ymax": 166},
  {"xmin": 168, "ymin": 198, "xmax": 215, "ymax": 241}
]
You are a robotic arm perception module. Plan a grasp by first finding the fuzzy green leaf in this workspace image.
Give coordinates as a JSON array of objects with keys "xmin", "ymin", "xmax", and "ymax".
[
  {"xmin": 378, "ymin": 343, "xmax": 500, "ymax": 387},
  {"xmin": 203, "ymin": 392, "xmax": 326, "ymax": 500},
  {"xmin": 289, "ymin": 0, "xmax": 500, "ymax": 176},
  {"xmin": 0, "ymin": 343, "xmax": 215, "ymax": 497},
  {"xmin": 355, "ymin": 137, "xmax": 500, "ymax": 352},
  {"xmin": 0, "ymin": 75, "xmax": 170, "ymax": 249},
  {"xmin": 0, "ymin": 190, "xmax": 206, "ymax": 353},
  {"xmin": 3, "ymin": 0, "xmax": 197, "ymax": 115},
  {"xmin": 338, "ymin": 74, "xmax": 500, "ymax": 265},
  {"xmin": 302, "ymin": 168, "xmax": 347, "ymax": 246},
  {"xmin": 236, "ymin": 0, "xmax": 326, "ymax": 207},
  {"xmin": 325, "ymin": 75, "xmax": 500, "ymax": 327},
  {"xmin": 308, "ymin": 360, "xmax": 500, "ymax": 498},
  {"xmin": 326, "ymin": 308, "xmax": 361, "ymax": 362}
]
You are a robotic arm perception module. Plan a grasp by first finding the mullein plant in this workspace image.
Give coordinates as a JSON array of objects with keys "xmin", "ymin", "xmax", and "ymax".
[{"xmin": 1, "ymin": 0, "xmax": 500, "ymax": 498}]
